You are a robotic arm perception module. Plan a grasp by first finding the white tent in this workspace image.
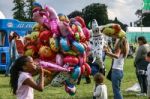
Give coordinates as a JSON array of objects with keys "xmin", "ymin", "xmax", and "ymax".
[
  {"xmin": 0, "ymin": 11, "xmax": 6, "ymax": 19},
  {"xmin": 127, "ymin": 27, "xmax": 150, "ymax": 32}
]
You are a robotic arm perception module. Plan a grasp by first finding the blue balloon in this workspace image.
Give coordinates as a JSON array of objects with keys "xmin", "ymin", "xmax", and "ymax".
[
  {"xmin": 60, "ymin": 37, "xmax": 70, "ymax": 51},
  {"xmin": 72, "ymin": 41, "xmax": 85, "ymax": 54},
  {"xmin": 71, "ymin": 66, "xmax": 81, "ymax": 80},
  {"xmin": 32, "ymin": 2, "xmax": 42, "ymax": 8}
]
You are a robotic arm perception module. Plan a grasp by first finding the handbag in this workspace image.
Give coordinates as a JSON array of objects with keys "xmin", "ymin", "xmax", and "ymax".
[
  {"xmin": 106, "ymin": 59, "xmax": 114, "ymax": 81},
  {"xmin": 106, "ymin": 67, "xmax": 112, "ymax": 81}
]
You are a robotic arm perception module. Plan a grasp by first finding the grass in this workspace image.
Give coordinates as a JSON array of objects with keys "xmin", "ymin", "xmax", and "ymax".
[{"xmin": 0, "ymin": 57, "xmax": 147, "ymax": 99}]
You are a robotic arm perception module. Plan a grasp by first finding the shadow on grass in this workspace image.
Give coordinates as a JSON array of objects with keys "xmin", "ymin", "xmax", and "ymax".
[{"xmin": 0, "ymin": 71, "xmax": 5, "ymax": 74}]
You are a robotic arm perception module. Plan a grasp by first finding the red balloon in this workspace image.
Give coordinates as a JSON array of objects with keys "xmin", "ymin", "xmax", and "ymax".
[
  {"xmin": 63, "ymin": 56, "xmax": 79, "ymax": 66},
  {"xmin": 83, "ymin": 63, "xmax": 91, "ymax": 76},
  {"xmin": 80, "ymin": 64, "xmax": 85, "ymax": 75}
]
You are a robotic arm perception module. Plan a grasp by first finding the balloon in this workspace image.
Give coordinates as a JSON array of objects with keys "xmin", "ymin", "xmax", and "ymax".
[
  {"xmin": 72, "ymin": 41, "xmax": 85, "ymax": 54},
  {"xmin": 15, "ymin": 38, "xmax": 25, "ymax": 55},
  {"xmin": 78, "ymin": 55, "xmax": 84, "ymax": 66},
  {"xmin": 44, "ymin": 5, "xmax": 59, "ymax": 20},
  {"xmin": 64, "ymin": 80, "xmax": 76, "ymax": 96},
  {"xmin": 101, "ymin": 23, "xmax": 125, "ymax": 38},
  {"xmin": 51, "ymin": 72, "xmax": 69, "ymax": 87},
  {"xmin": 82, "ymin": 27, "xmax": 90, "ymax": 41},
  {"xmin": 24, "ymin": 45, "xmax": 38, "ymax": 58},
  {"xmin": 77, "ymin": 25, "xmax": 86, "ymax": 42},
  {"xmin": 62, "ymin": 50, "xmax": 77, "ymax": 56},
  {"xmin": 49, "ymin": 19, "xmax": 60, "ymax": 36},
  {"xmin": 118, "ymin": 29, "xmax": 126, "ymax": 38},
  {"xmin": 71, "ymin": 66, "xmax": 81, "ymax": 80},
  {"xmin": 65, "ymin": 85, "xmax": 76, "ymax": 96},
  {"xmin": 80, "ymin": 64, "xmax": 85, "ymax": 75},
  {"xmin": 60, "ymin": 37, "xmax": 70, "ymax": 52},
  {"xmin": 63, "ymin": 56, "xmax": 79, "ymax": 66},
  {"xmin": 39, "ymin": 60, "xmax": 70, "ymax": 72},
  {"xmin": 30, "ymin": 31, "xmax": 39, "ymax": 42},
  {"xmin": 39, "ymin": 30, "xmax": 52, "ymax": 45},
  {"xmin": 44, "ymin": 6, "xmax": 60, "ymax": 36},
  {"xmin": 38, "ymin": 46, "xmax": 54, "ymax": 60},
  {"xmin": 49, "ymin": 37, "xmax": 59, "ymax": 52},
  {"xmin": 78, "ymin": 52, "xmax": 86, "ymax": 66},
  {"xmin": 56, "ymin": 54, "xmax": 63, "ymax": 66},
  {"xmin": 58, "ymin": 13, "xmax": 70, "ymax": 23},
  {"xmin": 32, "ymin": 23, "xmax": 44, "ymax": 31},
  {"xmin": 32, "ymin": 9, "xmax": 47, "ymax": 25},
  {"xmin": 83, "ymin": 63, "xmax": 91, "ymax": 76},
  {"xmin": 32, "ymin": 2, "xmax": 42, "ymax": 8},
  {"xmin": 75, "ymin": 16, "xmax": 86, "ymax": 28}
]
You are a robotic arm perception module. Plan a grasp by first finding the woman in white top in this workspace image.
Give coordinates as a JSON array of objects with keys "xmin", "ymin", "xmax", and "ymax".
[
  {"xmin": 104, "ymin": 37, "xmax": 129, "ymax": 99},
  {"xmin": 93, "ymin": 73, "xmax": 107, "ymax": 99}
]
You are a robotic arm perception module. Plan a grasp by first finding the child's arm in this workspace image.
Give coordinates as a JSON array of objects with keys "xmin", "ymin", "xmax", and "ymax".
[
  {"xmin": 23, "ymin": 67, "xmax": 44, "ymax": 91},
  {"xmin": 93, "ymin": 85, "xmax": 101, "ymax": 97}
]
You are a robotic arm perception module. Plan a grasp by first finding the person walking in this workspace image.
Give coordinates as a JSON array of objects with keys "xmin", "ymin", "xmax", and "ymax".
[{"xmin": 134, "ymin": 36, "xmax": 150, "ymax": 96}]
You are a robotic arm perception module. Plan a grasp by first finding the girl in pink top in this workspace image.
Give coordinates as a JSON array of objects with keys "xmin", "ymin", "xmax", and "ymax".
[{"xmin": 10, "ymin": 56, "xmax": 44, "ymax": 99}]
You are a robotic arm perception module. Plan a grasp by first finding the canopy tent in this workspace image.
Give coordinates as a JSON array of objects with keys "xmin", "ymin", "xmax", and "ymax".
[
  {"xmin": 0, "ymin": 11, "xmax": 6, "ymax": 19},
  {"xmin": 126, "ymin": 27, "xmax": 150, "ymax": 43}
]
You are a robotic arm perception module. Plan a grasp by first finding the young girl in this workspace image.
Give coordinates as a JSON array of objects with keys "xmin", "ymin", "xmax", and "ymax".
[
  {"xmin": 10, "ymin": 56, "xmax": 44, "ymax": 99},
  {"xmin": 93, "ymin": 73, "xmax": 107, "ymax": 99},
  {"xmin": 104, "ymin": 37, "xmax": 129, "ymax": 99}
]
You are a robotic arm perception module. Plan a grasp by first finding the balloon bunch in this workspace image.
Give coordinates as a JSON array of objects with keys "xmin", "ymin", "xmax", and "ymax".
[{"xmin": 22, "ymin": 2, "xmax": 91, "ymax": 96}]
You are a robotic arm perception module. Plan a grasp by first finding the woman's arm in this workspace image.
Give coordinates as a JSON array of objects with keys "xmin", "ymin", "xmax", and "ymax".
[
  {"xmin": 106, "ymin": 48, "xmax": 121, "ymax": 59},
  {"xmin": 23, "ymin": 67, "xmax": 44, "ymax": 91}
]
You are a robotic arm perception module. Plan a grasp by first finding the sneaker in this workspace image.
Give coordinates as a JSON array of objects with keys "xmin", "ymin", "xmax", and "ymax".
[{"xmin": 136, "ymin": 93, "xmax": 147, "ymax": 96}]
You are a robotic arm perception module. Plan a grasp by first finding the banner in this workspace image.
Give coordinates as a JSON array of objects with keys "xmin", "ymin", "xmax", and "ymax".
[{"xmin": 143, "ymin": 0, "xmax": 150, "ymax": 13}]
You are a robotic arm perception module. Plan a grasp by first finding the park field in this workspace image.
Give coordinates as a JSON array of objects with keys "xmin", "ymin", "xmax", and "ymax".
[{"xmin": 0, "ymin": 57, "xmax": 147, "ymax": 99}]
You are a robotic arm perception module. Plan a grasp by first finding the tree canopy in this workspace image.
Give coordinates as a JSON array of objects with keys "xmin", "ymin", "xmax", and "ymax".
[
  {"xmin": 12, "ymin": 0, "xmax": 35, "ymax": 21},
  {"xmin": 82, "ymin": 3, "xmax": 109, "ymax": 27},
  {"xmin": 135, "ymin": 9, "xmax": 150, "ymax": 27}
]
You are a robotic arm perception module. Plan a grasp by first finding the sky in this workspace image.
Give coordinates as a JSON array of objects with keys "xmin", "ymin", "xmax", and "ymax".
[{"xmin": 0, "ymin": 0, "xmax": 143, "ymax": 25}]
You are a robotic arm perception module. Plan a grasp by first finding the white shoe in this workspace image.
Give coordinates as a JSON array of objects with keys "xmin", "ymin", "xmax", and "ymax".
[{"xmin": 136, "ymin": 93, "xmax": 147, "ymax": 96}]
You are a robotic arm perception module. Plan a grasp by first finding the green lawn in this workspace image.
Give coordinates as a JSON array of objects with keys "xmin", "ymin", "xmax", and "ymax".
[{"xmin": 0, "ymin": 58, "xmax": 147, "ymax": 99}]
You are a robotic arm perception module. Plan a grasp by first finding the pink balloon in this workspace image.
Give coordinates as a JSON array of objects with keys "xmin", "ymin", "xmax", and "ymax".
[
  {"xmin": 78, "ymin": 52, "xmax": 86, "ymax": 66},
  {"xmin": 44, "ymin": 5, "xmax": 59, "ymax": 20},
  {"xmin": 82, "ymin": 27, "xmax": 90, "ymax": 41},
  {"xmin": 56, "ymin": 54, "xmax": 63, "ymax": 66},
  {"xmin": 32, "ymin": 11, "xmax": 46, "ymax": 25},
  {"xmin": 49, "ymin": 19, "xmax": 60, "ymax": 36},
  {"xmin": 39, "ymin": 61, "xmax": 70, "ymax": 72}
]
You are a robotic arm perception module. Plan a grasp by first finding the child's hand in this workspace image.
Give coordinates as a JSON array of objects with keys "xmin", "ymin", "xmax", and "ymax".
[{"xmin": 36, "ymin": 66, "xmax": 44, "ymax": 74}]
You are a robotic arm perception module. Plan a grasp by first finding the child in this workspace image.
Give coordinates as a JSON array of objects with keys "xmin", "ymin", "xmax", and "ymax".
[
  {"xmin": 93, "ymin": 73, "xmax": 107, "ymax": 99},
  {"xmin": 10, "ymin": 56, "xmax": 44, "ymax": 99}
]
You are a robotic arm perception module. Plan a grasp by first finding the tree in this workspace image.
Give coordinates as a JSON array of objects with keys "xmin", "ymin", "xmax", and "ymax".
[
  {"xmin": 67, "ymin": 10, "xmax": 83, "ymax": 19},
  {"xmin": 82, "ymin": 3, "xmax": 109, "ymax": 27},
  {"xmin": 12, "ymin": 0, "xmax": 26, "ymax": 21},
  {"xmin": 25, "ymin": 0, "xmax": 35, "ymax": 21},
  {"xmin": 135, "ymin": 9, "xmax": 150, "ymax": 27},
  {"xmin": 109, "ymin": 17, "xmax": 128, "ymax": 31}
]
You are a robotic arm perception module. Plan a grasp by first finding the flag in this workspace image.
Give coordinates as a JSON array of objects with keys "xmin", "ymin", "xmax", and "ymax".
[{"xmin": 142, "ymin": 0, "xmax": 150, "ymax": 13}]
